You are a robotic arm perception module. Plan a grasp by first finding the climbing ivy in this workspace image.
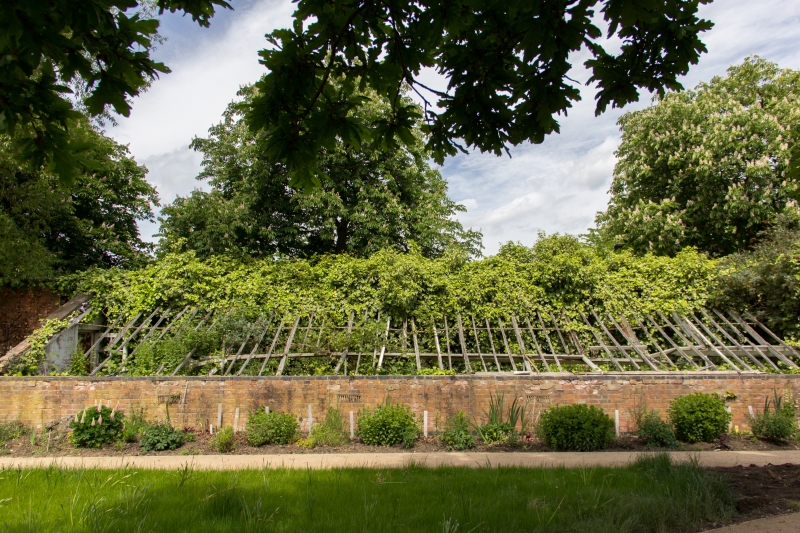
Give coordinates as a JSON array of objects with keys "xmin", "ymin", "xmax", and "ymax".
[{"xmin": 11, "ymin": 318, "xmax": 71, "ymax": 375}]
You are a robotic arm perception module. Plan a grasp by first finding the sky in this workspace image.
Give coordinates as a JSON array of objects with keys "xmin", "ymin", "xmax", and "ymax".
[{"xmin": 109, "ymin": 0, "xmax": 800, "ymax": 256}]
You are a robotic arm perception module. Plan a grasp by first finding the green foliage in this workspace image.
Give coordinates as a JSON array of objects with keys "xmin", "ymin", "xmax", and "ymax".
[
  {"xmin": 0, "ymin": 421, "xmax": 27, "ymax": 444},
  {"xmin": 476, "ymin": 394, "xmax": 527, "ymax": 445},
  {"xmin": 0, "ymin": 121, "xmax": 158, "ymax": 286},
  {"xmin": 246, "ymin": 0, "xmax": 712, "ymax": 187},
  {"xmin": 140, "ymin": 422, "xmax": 185, "ymax": 452},
  {"xmin": 357, "ymin": 400, "xmax": 419, "ymax": 448},
  {"xmin": 0, "ymin": 0, "xmax": 229, "ymax": 183},
  {"xmin": 669, "ymin": 393, "xmax": 732, "ymax": 443},
  {"xmin": 10, "ymin": 318, "xmax": 70, "ymax": 375},
  {"xmin": 245, "ymin": 410, "xmax": 299, "ymax": 446},
  {"xmin": 69, "ymin": 406, "xmax": 124, "ymax": 448},
  {"xmin": 209, "ymin": 426, "xmax": 235, "ymax": 453},
  {"xmin": 160, "ymin": 86, "xmax": 481, "ymax": 260},
  {"xmin": 440, "ymin": 411, "xmax": 476, "ymax": 450},
  {"xmin": 309, "ymin": 408, "xmax": 349, "ymax": 447},
  {"xmin": 64, "ymin": 350, "xmax": 91, "ymax": 376},
  {"xmin": 123, "ymin": 408, "xmax": 148, "ymax": 443},
  {"xmin": 636, "ymin": 411, "xmax": 679, "ymax": 448},
  {"xmin": 750, "ymin": 389, "xmax": 798, "ymax": 443},
  {"xmin": 537, "ymin": 404, "xmax": 615, "ymax": 451},
  {"xmin": 595, "ymin": 57, "xmax": 800, "ymax": 257}
]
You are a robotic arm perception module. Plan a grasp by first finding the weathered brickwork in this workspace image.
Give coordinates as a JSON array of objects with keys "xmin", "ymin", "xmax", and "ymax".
[
  {"xmin": 2, "ymin": 373, "xmax": 797, "ymax": 434},
  {"xmin": 0, "ymin": 287, "xmax": 62, "ymax": 354}
]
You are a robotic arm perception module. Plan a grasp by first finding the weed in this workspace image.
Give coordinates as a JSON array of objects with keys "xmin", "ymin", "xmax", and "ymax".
[
  {"xmin": 750, "ymin": 388, "xmax": 798, "ymax": 443},
  {"xmin": 210, "ymin": 426, "xmax": 235, "ymax": 453},
  {"xmin": 440, "ymin": 411, "xmax": 476, "ymax": 451},
  {"xmin": 309, "ymin": 408, "xmax": 348, "ymax": 447},
  {"xmin": 0, "ymin": 421, "xmax": 27, "ymax": 444}
]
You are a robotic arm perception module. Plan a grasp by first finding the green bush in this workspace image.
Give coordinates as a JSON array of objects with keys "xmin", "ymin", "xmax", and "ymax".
[
  {"xmin": 440, "ymin": 411, "xmax": 476, "ymax": 450},
  {"xmin": 122, "ymin": 408, "xmax": 148, "ymax": 443},
  {"xmin": 310, "ymin": 408, "xmax": 348, "ymax": 447},
  {"xmin": 69, "ymin": 406, "xmax": 125, "ymax": 448},
  {"xmin": 357, "ymin": 400, "xmax": 418, "ymax": 448},
  {"xmin": 245, "ymin": 410, "xmax": 299, "ymax": 446},
  {"xmin": 750, "ymin": 390, "xmax": 798, "ymax": 443},
  {"xmin": 637, "ymin": 411, "xmax": 678, "ymax": 448},
  {"xmin": 669, "ymin": 393, "xmax": 731, "ymax": 443},
  {"xmin": 537, "ymin": 404, "xmax": 615, "ymax": 451},
  {"xmin": 140, "ymin": 422, "xmax": 185, "ymax": 452},
  {"xmin": 210, "ymin": 426, "xmax": 236, "ymax": 453}
]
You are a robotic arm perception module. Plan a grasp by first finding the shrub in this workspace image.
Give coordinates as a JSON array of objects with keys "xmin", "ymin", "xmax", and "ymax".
[
  {"xmin": 309, "ymin": 408, "xmax": 348, "ymax": 447},
  {"xmin": 537, "ymin": 404, "xmax": 615, "ymax": 451},
  {"xmin": 140, "ymin": 422, "xmax": 185, "ymax": 452},
  {"xmin": 245, "ymin": 410, "xmax": 299, "ymax": 446},
  {"xmin": 476, "ymin": 394, "xmax": 527, "ymax": 445},
  {"xmin": 750, "ymin": 390, "xmax": 798, "ymax": 443},
  {"xmin": 357, "ymin": 400, "xmax": 418, "ymax": 448},
  {"xmin": 637, "ymin": 411, "xmax": 678, "ymax": 448},
  {"xmin": 440, "ymin": 411, "xmax": 476, "ymax": 450},
  {"xmin": 122, "ymin": 408, "xmax": 148, "ymax": 443},
  {"xmin": 0, "ymin": 421, "xmax": 27, "ymax": 444},
  {"xmin": 210, "ymin": 426, "xmax": 236, "ymax": 453},
  {"xmin": 69, "ymin": 406, "xmax": 125, "ymax": 448},
  {"xmin": 669, "ymin": 393, "xmax": 731, "ymax": 443}
]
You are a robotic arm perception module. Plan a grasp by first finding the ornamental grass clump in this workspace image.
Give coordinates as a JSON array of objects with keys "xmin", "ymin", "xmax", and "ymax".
[
  {"xmin": 669, "ymin": 393, "xmax": 731, "ymax": 443},
  {"xmin": 440, "ymin": 410, "xmax": 476, "ymax": 450},
  {"xmin": 69, "ymin": 405, "xmax": 124, "ymax": 448},
  {"xmin": 140, "ymin": 422, "xmax": 185, "ymax": 452},
  {"xmin": 309, "ymin": 408, "xmax": 348, "ymax": 447},
  {"xmin": 245, "ymin": 410, "xmax": 299, "ymax": 446},
  {"xmin": 357, "ymin": 400, "xmax": 418, "ymax": 448},
  {"xmin": 537, "ymin": 404, "xmax": 615, "ymax": 451},
  {"xmin": 750, "ymin": 389, "xmax": 798, "ymax": 443},
  {"xmin": 476, "ymin": 393, "xmax": 527, "ymax": 445}
]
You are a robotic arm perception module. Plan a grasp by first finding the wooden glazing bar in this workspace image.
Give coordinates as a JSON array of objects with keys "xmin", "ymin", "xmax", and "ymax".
[
  {"xmin": 109, "ymin": 312, "xmax": 142, "ymax": 351},
  {"xmin": 83, "ymin": 314, "xmax": 123, "ymax": 358},
  {"xmin": 712, "ymin": 309, "xmax": 778, "ymax": 370},
  {"xmin": 469, "ymin": 315, "xmax": 488, "ymax": 372},
  {"xmin": 632, "ymin": 313, "xmax": 677, "ymax": 369},
  {"xmin": 484, "ymin": 318, "xmax": 502, "ymax": 371},
  {"xmin": 431, "ymin": 318, "xmax": 444, "ymax": 370},
  {"xmin": 456, "ymin": 313, "xmax": 472, "ymax": 373},
  {"xmin": 376, "ymin": 317, "xmax": 391, "ymax": 369},
  {"xmin": 497, "ymin": 318, "xmax": 517, "ymax": 370},
  {"xmin": 172, "ymin": 315, "xmax": 219, "ymax": 375},
  {"xmin": 119, "ymin": 308, "xmax": 161, "ymax": 352},
  {"xmin": 510, "ymin": 316, "xmax": 535, "ymax": 372},
  {"xmin": 701, "ymin": 310, "xmax": 764, "ymax": 369},
  {"xmin": 276, "ymin": 317, "xmax": 301, "ymax": 375},
  {"xmin": 606, "ymin": 314, "xmax": 658, "ymax": 371},
  {"xmin": 402, "ymin": 314, "xmax": 408, "ymax": 353},
  {"xmin": 237, "ymin": 314, "xmax": 274, "ymax": 376},
  {"xmin": 154, "ymin": 306, "xmax": 191, "ymax": 343},
  {"xmin": 643, "ymin": 313, "xmax": 696, "ymax": 366},
  {"xmin": 657, "ymin": 311, "xmax": 716, "ymax": 369},
  {"xmin": 527, "ymin": 315, "xmax": 552, "ymax": 372},
  {"xmin": 545, "ymin": 312, "xmax": 569, "ymax": 372},
  {"xmin": 411, "ymin": 318, "xmax": 422, "ymax": 371},
  {"xmin": 729, "ymin": 311, "xmax": 797, "ymax": 368},
  {"xmin": 354, "ymin": 309, "xmax": 369, "ymax": 373},
  {"xmin": 687, "ymin": 313, "xmax": 751, "ymax": 371},
  {"xmin": 224, "ymin": 332, "xmax": 252, "ymax": 375},
  {"xmin": 578, "ymin": 311, "xmax": 624, "ymax": 371},
  {"xmin": 591, "ymin": 310, "xmax": 640, "ymax": 370},
  {"xmin": 742, "ymin": 311, "xmax": 800, "ymax": 364},
  {"xmin": 128, "ymin": 307, "xmax": 172, "ymax": 358},
  {"xmin": 258, "ymin": 317, "xmax": 286, "ymax": 376},
  {"xmin": 443, "ymin": 315, "xmax": 453, "ymax": 370},
  {"xmin": 299, "ymin": 312, "xmax": 316, "ymax": 352},
  {"xmin": 334, "ymin": 311, "xmax": 355, "ymax": 374}
]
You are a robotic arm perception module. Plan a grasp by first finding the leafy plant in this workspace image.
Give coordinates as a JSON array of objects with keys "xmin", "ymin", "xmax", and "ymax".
[
  {"xmin": 245, "ymin": 410, "xmax": 299, "ymax": 446},
  {"xmin": 669, "ymin": 393, "xmax": 732, "ymax": 443},
  {"xmin": 440, "ymin": 411, "xmax": 476, "ymax": 450},
  {"xmin": 122, "ymin": 407, "xmax": 148, "ymax": 443},
  {"xmin": 750, "ymin": 389, "xmax": 798, "ymax": 443},
  {"xmin": 210, "ymin": 426, "xmax": 235, "ymax": 453},
  {"xmin": 476, "ymin": 393, "xmax": 527, "ymax": 445},
  {"xmin": 309, "ymin": 408, "xmax": 348, "ymax": 447},
  {"xmin": 140, "ymin": 422, "xmax": 185, "ymax": 452},
  {"xmin": 536, "ymin": 404, "xmax": 615, "ymax": 451},
  {"xmin": 69, "ymin": 406, "xmax": 124, "ymax": 448},
  {"xmin": 357, "ymin": 400, "xmax": 419, "ymax": 448},
  {"xmin": 9, "ymin": 318, "xmax": 70, "ymax": 375},
  {"xmin": 0, "ymin": 421, "xmax": 27, "ymax": 444},
  {"xmin": 636, "ymin": 410, "xmax": 678, "ymax": 448}
]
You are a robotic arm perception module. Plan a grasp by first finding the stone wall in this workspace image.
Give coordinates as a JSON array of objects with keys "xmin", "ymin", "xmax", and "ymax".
[
  {"xmin": 0, "ymin": 287, "xmax": 62, "ymax": 355},
  {"xmin": 1, "ymin": 373, "xmax": 797, "ymax": 434}
]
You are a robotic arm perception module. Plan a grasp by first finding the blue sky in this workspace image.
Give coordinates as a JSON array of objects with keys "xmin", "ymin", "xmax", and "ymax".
[{"xmin": 109, "ymin": 0, "xmax": 800, "ymax": 255}]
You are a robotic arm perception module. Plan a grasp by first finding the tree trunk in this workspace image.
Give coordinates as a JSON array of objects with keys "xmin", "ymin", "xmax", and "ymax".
[{"xmin": 334, "ymin": 218, "xmax": 349, "ymax": 254}]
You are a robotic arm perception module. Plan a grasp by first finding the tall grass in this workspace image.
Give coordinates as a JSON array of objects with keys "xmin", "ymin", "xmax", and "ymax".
[{"xmin": 0, "ymin": 454, "xmax": 734, "ymax": 533}]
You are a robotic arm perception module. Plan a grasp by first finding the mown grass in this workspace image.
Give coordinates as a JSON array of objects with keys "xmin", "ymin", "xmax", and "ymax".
[{"xmin": 0, "ymin": 455, "xmax": 734, "ymax": 533}]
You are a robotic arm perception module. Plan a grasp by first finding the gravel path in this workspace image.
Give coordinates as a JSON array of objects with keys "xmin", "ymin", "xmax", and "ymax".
[{"xmin": 1, "ymin": 450, "xmax": 800, "ymax": 470}]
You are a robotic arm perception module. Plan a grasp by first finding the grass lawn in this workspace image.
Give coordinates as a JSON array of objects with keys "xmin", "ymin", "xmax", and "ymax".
[{"xmin": 0, "ymin": 455, "xmax": 734, "ymax": 533}]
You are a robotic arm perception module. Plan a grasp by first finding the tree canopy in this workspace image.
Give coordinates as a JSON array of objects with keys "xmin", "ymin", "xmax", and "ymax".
[
  {"xmin": 158, "ymin": 86, "xmax": 482, "ymax": 259},
  {"xmin": 593, "ymin": 57, "xmax": 800, "ymax": 257},
  {"xmin": 0, "ymin": 119, "xmax": 158, "ymax": 286},
  {"xmin": 3, "ymin": 0, "xmax": 714, "ymax": 187}
]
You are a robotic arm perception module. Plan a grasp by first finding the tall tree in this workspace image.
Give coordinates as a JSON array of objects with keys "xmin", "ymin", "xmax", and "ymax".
[
  {"xmin": 0, "ymin": 119, "xmax": 159, "ymax": 285},
  {"xmin": 158, "ymin": 87, "xmax": 482, "ymax": 259},
  {"xmin": 593, "ymin": 57, "xmax": 800, "ymax": 257}
]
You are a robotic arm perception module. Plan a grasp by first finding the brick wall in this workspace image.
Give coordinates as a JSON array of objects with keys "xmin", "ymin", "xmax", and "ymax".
[
  {"xmin": 2, "ymin": 373, "xmax": 797, "ymax": 434},
  {"xmin": 0, "ymin": 287, "xmax": 62, "ymax": 354}
]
